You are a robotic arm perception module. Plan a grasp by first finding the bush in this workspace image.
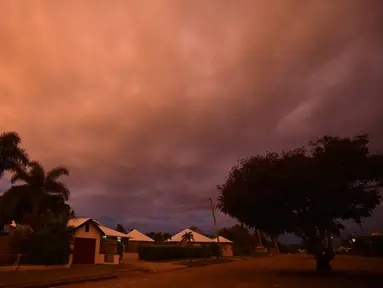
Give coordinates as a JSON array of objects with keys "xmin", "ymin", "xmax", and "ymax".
[
  {"xmin": 353, "ymin": 236, "xmax": 383, "ymax": 257},
  {"xmin": 138, "ymin": 244, "xmax": 211, "ymax": 261},
  {"xmin": 209, "ymin": 242, "xmax": 222, "ymax": 257},
  {"xmin": 11, "ymin": 230, "xmax": 71, "ymax": 265}
]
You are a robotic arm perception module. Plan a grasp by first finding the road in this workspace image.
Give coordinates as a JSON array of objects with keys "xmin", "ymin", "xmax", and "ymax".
[{"xmin": 63, "ymin": 255, "xmax": 383, "ymax": 288}]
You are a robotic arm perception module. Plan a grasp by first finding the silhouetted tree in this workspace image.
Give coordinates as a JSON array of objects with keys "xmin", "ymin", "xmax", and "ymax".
[
  {"xmin": 182, "ymin": 231, "xmax": 195, "ymax": 263},
  {"xmin": 0, "ymin": 132, "xmax": 29, "ymax": 179},
  {"xmin": 116, "ymin": 224, "xmax": 127, "ymax": 234},
  {"xmin": 162, "ymin": 232, "xmax": 172, "ymax": 241},
  {"xmin": 218, "ymin": 134, "xmax": 382, "ymax": 273},
  {"xmin": 182, "ymin": 231, "xmax": 194, "ymax": 243},
  {"xmin": 218, "ymin": 225, "xmax": 254, "ymax": 255},
  {"xmin": 2, "ymin": 161, "xmax": 70, "ymax": 230},
  {"xmin": 189, "ymin": 226, "xmax": 205, "ymax": 235}
]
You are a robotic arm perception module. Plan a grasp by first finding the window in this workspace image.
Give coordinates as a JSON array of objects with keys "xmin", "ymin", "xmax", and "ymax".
[{"xmin": 85, "ymin": 223, "xmax": 90, "ymax": 232}]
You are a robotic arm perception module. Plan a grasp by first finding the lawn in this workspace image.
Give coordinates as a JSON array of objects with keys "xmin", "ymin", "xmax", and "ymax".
[
  {"xmin": 0, "ymin": 265, "xmax": 115, "ymax": 288},
  {"xmin": 175, "ymin": 258, "xmax": 234, "ymax": 267}
]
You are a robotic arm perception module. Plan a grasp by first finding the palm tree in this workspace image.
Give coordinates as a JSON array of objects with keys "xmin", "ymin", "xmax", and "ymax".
[
  {"xmin": 182, "ymin": 231, "xmax": 194, "ymax": 243},
  {"xmin": 0, "ymin": 132, "xmax": 29, "ymax": 179},
  {"xmin": 182, "ymin": 231, "xmax": 195, "ymax": 263},
  {"xmin": 6, "ymin": 161, "xmax": 70, "ymax": 229}
]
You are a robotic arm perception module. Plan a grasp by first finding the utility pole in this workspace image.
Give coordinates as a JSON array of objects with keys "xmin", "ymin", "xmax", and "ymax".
[{"xmin": 209, "ymin": 198, "xmax": 221, "ymax": 260}]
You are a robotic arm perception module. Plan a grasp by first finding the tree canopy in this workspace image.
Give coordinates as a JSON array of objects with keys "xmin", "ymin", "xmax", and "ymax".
[
  {"xmin": 116, "ymin": 224, "xmax": 127, "ymax": 234},
  {"xmin": 217, "ymin": 134, "xmax": 383, "ymax": 271},
  {"xmin": 181, "ymin": 231, "xmax": 194, "ymax": 243},
  {"xmin": 0, "ymin": 132, "xmax": 29, "ymax": 179},
  {"xmin": 0, "ymin": 131, "xmax": 73, "ymax": 232},
  {"xmin": 145, "ymin": 231, "xmax": 172, "ymax": 243}
]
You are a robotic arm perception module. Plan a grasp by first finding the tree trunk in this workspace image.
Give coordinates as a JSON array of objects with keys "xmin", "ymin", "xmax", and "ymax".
[
  {"xmin": 315, "ymin": 247, "xmax": 334, "ymax": 273},
  {"xmin": 274, "ymin": 237, "xmax": 279, "ymax": 253},
  {"xmin": 307, "ymin": 234, "xmax": 335, "ymax": 273},
  {"xmin": 257, "ymin": 230, "xmax": 263, "ymax": 247}
]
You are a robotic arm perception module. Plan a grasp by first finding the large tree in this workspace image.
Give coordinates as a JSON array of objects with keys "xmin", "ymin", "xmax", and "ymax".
[
  {"xmin": 218, "ymin": 225, "xmax": 256, "ymax": 255},
  {"xmin": 218, "ymin": 134, "xmax": 382, "ymax": 272},
  {"xmin": 2, "ymin": 161, "xmax": 71, "ymax": 230}
]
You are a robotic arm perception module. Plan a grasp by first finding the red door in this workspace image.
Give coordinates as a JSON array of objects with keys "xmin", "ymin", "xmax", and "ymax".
[{"xmin": 73, "ymin": 238, "xmax": 96, "ymax": 264}]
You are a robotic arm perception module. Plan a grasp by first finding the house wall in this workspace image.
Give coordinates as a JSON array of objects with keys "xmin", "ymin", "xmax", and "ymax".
[
  {"xmin": 73, "ymin": 221, "xmax": 101, "ymax": 264},
  {"xmin": 72, "ymin": 222, "xmax": 121, "ymax": 265},
  {"xmin": 221, "ymin": 243, "xmax": 234, "ymax": 257},
  {"xmin": 97, "ymin": 253, "xmax": 119, "ymax": 264}
]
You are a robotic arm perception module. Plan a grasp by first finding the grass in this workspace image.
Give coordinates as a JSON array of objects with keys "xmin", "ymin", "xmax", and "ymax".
[
  {"xmin": 0, "ymin": 265, "xmax": 114, "ymax": 287},
  {"xmin": 175, "ymin": 258, "xmax": 234, "ymax": 267}
]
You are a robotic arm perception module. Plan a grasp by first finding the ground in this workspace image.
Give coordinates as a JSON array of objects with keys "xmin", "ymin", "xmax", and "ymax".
[{"xmin": 62, "ymin": 254, "xmax": 383, "ymax": 288}]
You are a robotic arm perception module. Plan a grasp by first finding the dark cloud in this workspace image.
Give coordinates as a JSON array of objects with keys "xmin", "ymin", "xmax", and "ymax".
[{"xmin": 0, "ymin": 0, "xmax": 382, "ymax": 233}]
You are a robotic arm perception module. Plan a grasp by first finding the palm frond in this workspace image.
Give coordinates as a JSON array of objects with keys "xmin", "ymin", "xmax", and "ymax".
[
  {"xmin": 44, "ymin": 181, "xmax": 70, "ymax": 201},
  {"xmin": 46, "ymin": 167, "xmax": 69, "ymax": 182},
  {"xmin": 10, "ymin": 165, "xmax": 31, "ymax": 184},
  {"xmin": 28, "ymin": 161, "xmax": 45, "ymax": 185},
  {"xmin": 0, "ymin": 132, "xmax": 22, "ymax": 145}
]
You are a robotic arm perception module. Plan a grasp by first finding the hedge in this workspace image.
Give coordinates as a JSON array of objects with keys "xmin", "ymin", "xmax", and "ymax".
[
  {"xmin": 9, "ymin": 230, "xmax": 71, "ymax": 265},
  {"xmin": 352, "ymin": 236, "xmax": 383, "ymax": 257},
  {"xmin": 138, "ymin": 244, "xmax": 215, "ymax": 261}
]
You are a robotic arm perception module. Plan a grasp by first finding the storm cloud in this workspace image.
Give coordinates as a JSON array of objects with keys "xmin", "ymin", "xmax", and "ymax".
[{"xmin": 1, "ymin": 0, "xmax": 382, "ymax": 233}]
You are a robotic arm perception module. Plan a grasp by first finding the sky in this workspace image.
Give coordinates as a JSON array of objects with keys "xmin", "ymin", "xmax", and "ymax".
[{"xmin": 0, "ymin": 1, "xmax": 382, "ymax": 237}]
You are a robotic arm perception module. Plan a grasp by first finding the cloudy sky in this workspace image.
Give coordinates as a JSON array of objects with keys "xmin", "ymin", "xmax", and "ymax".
[{"xmin": 1, "ymin": 1, "xmax": 382, "ymax": 235}]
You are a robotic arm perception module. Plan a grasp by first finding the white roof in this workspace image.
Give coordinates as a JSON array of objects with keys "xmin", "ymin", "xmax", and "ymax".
[
  {"xmin": 212, "ymin": 236, "xmax": 233, "ymax": 243},
  {"xmin": 67, "ymin": 218, "xmax": 91, "ymax": 228},
  {"xmin": 126, "ymin": 229, "xmax": 154, "ymax": 242},
  {"xmin": 62, "ymin": 218, "xmax": 130, "ymax": 238},
  {"xmin": 166, "ymin": 229, "xmax": 212, "ymax": 243},
  {"xmin": 98, "ymin": 225, "xmax": 129, "ymax": 238},
  {"xmin": 10, "ymin": 217, "xmax": 129, "ymax": 238}
]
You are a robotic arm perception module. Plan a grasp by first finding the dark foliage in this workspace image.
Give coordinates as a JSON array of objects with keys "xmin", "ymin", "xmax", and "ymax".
[
  {"xmin": 137, "ymin": 245, "xmax": 212, "ymax": 261},
  {"xmin": 0, "ymin": 132, "xmax": 29, "ymax": 179},
  {"xmin": 116, "ymin": 224, "xmax": 126, "ymax": 234},
  {"xmin": 218, "ymin": 134, "xmax": 383, "ymax": 272},
  {"xmin": 352, "ymin": 236, "xmax": 383, "ymax": 257},
  {"xmin": 218, "ymin": 225, "xmax": 255, "ymax": 255},
  {"xmin": 145, "ymin": 232, "xmax": 172, "ymax": 244}
]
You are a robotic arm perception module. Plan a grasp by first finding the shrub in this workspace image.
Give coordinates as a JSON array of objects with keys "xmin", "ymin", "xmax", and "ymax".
[
  {"xmin": 353, "ymin": 236, "xmax": 383, "ymax": 257},
  {"xmin": 209, "ymin": 242, "xmax": 222, "ymax": 257},
  {"xmin": 138, "ymin": 244, "xmax": 210, "ymax": 261}
]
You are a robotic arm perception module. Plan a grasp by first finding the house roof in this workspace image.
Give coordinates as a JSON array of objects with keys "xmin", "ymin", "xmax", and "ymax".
[
  {"xmin": 166, "ymin": 229, "xmax": 213, "ymax": 243},
  {"xmin": 68, "ymin": 218, "xmax": 106, "ymax": 235},
  {"xmin": 212, "ymin": 236, "xmax": 233, "ymax": 243},
  {"xmin": 126, "ymin": 229, "xmax": 154, "ymax": 242},
  {"xmin": 11, "ymin": 218, "xmax": 129, "ymax": 238},
  {"xmin": 99, "ymin": 225, "xmax": 130, "ymax": 238},
  {"xmin": 68, "ymin": 218, "xmax": 129, "ymax": 238},
  {"xmin": 67, "ymin": 218, "xmax": 91, "ymax": 229}
]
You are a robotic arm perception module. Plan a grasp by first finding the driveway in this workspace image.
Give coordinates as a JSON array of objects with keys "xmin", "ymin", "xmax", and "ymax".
[{"xmin": 61, "ymin": 254, "xmax": 383, "ymax": 288}]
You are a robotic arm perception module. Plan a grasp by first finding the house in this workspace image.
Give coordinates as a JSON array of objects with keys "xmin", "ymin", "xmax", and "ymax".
[
  {"xmin": 212, "ymin": 236, "xmax": 234, "ymax": 257},
  {"xmin": 124, "ymin": 229, "xmax": 154, "ymax": 252},
  {"xmin": 68, "ymin": 218, "xmax": 130, "ymax": 264},
  {"xmin": 165, "ymin": 228, "xmax": 213, "ymax": 245},
  {"xmin": 5, "ymin": 218, "xmax": 129, "ymax": 265}
]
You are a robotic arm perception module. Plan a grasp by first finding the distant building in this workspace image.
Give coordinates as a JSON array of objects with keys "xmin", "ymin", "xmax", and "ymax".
[
  {"xmin": 124, "ymin": 229, "xmax": 154, "ymax": 252},
  {"xmin": 212, "ymin": 236, "xmax": 234, "ymax": 257},
  {"xmin": 165, "ymin": 228, "xmax": 213, "ymax": 245}
]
